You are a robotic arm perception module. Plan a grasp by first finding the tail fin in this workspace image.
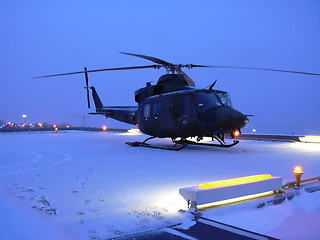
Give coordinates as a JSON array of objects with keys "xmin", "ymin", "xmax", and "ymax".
[{"xmin": 90, "ymin": 87, "xmax": 103, "ymax": 109}]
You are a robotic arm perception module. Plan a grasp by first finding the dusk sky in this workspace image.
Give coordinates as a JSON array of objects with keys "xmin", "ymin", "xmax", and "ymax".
[{"xmin": 1, "ymin": 0, "xmax": 320, "ymax": 134}]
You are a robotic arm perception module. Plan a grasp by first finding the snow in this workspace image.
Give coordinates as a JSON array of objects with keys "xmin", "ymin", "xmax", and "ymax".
[{"xmin": 0, "ymin": 131, "xmax": 320, "ymax": 240}]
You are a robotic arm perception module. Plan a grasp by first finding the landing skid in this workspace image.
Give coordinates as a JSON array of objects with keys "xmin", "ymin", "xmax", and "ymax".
[
  {"xmin": 126, "ymin": 136, "xmax": 188, "ymax": 151},
  {"xmin": 126, "ymin": 136, "xmax": 239, "ymax": 151}
]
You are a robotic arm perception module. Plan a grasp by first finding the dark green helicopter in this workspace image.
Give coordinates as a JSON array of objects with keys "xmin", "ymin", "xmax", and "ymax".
[{"xmin": 35, "ymin": 52, "xmax": 320, "ymax": 150}]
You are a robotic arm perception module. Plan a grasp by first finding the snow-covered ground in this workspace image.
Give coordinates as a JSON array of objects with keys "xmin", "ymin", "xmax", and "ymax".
[{"xmin": 0, "ymin": 131, "xmax": 319, "ymax": 240}]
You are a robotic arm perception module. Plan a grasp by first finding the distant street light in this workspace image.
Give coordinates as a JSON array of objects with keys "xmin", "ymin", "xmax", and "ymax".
[{"xmin": 22, "ymin": 114, "xmax": 27, "ymax": 126}]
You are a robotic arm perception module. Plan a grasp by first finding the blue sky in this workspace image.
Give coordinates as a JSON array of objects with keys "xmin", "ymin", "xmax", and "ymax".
[{"xmin": 1, "ymin": 0, "xmax": 319, "ymax": 134}]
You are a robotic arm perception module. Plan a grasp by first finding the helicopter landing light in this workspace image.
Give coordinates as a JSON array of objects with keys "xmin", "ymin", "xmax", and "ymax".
[
  {"xmin": 233, "ymin": 130, "xmax": 240, "ymax": 137},
  {"xmin": 299, "ymin": 136, "xmax": 320, "ymax": 143}
]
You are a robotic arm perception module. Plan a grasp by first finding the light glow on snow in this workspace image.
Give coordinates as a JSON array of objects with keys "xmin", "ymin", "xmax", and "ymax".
[
  {"xmin": 299, "ymin": 135, "xmax": 320, "ymax": 143},
  {"xmin": 122, "ymin": 128, "xmax": 142, "ymax": 135},
  {"xmin": 292, "ymin": 142, "xmax": 320, "ymax": 152},
  {"xmin": 199, "ymin": 174, "xmax": 273, "ymax": 189}
]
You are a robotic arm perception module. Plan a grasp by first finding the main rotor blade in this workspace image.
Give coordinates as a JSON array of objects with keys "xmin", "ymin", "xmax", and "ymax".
[
  {"xmin": 204, "ymin": 65, "xmax": 320, "ymax": 77},
  {"xmin": 33, "ymin": 65, "xmax": 161, "ymax": 79},
  {"xmin": 120, "ymin": 52, "xmax": 173, "ymax": 67}
]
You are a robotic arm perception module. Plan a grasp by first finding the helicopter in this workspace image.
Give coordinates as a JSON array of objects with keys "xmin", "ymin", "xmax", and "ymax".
[{"xmin": 35, "ymin": 52, "xmax": 320, "ymax": 150}]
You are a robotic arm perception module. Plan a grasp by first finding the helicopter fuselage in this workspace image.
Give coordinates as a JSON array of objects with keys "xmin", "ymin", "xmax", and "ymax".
[
  {"xmin": 136, "ymin": 88, "xmax": 248, "ymax": 139},
  {"xmin": 91, "ymin": 73, "xmax": 249, "ymax": 140}
]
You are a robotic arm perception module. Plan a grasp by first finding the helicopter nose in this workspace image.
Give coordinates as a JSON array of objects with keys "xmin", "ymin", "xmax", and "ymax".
[{"xmin": 214, "ymin": 107, "xmax": 249, "ymax": 131}]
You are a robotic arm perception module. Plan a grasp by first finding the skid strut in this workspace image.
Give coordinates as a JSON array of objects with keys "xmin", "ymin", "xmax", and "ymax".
[
  {"xmin": 126, "ymin": 136, "xmax": 239, "ymax": 151},
  {"xmin": 181, "ymin": 139, "xmax": 239, "ymax": 148}
]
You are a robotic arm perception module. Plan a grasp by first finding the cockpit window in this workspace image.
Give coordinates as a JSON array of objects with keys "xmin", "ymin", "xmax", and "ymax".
[
  {"xmin": 194, "ymin": 91, "xmax": 222, "ymax": 112},
  {"xmin": 215, "ymin": 91, "xmax": 232, "ymax": 107}
]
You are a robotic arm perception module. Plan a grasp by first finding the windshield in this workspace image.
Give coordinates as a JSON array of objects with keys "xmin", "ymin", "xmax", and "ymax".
[
  {"xmin": 194, "ymin": 91, "xmax": 222, "ymax": 112},
  {"xmin": 215, "ymin": 91, "xmax": 233, "ymax": 107}
]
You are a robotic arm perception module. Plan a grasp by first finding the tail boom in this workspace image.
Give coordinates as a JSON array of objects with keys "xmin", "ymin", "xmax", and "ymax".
[{"xmin": 90, "ymin": 87, "xmax": 137, "ymax": 125}]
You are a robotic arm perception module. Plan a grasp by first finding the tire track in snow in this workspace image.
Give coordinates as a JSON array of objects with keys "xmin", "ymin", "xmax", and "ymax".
[{"xmin": 0, "ymin": 150, "xmax": 71, "ymax": 176}]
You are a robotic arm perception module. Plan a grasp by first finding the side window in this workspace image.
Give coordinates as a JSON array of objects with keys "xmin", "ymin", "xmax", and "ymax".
[
  {"xmin": 152, "ymin": 101, "xmax": 162, "ymax": 115},
  {"xmin": 144, "ymin": 103, "xmax": 151, "ymax": 118}
]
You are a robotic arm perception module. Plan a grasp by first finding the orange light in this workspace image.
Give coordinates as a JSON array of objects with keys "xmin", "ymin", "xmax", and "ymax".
[
  {"xmin": 293, "ymin": 166, "xmax": 303, "ymax": 174},
  {"xmin": 54, "ymin": 127, "xmax": 58, "ymax": 131},
  {"xmin": 293, "ymin": 165, "xmax": 303, "ymax": 188},
  {"xmin": 233, "ymin": 130, "xmax": 240, "ymax": 137},
  {"xmin": 199, "ymin": 174, "xmax": 272, "ymax": 189},
  {"xmin": 102, "ymin": 126, "xmax": 107, "ymax": 131}
]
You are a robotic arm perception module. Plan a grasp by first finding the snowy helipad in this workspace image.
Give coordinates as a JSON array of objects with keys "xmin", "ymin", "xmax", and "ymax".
[{"xmin": 1, "ymin": 131, "xmax": 320, "ymax": 240}]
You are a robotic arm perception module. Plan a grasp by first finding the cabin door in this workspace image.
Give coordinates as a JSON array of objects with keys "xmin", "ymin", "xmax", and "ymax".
[
  {"xmin": 174, "ymin": 94, "xmax": 200, "ymax": 137},
  {"xmin": 147, "ymin": 101, "xmax": 164, "ymax": 137}
]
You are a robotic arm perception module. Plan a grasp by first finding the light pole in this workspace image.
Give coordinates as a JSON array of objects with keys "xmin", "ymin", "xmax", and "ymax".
[{"xmin": 22, "ymin": 114, "xmax": 27, "ymax": 126}]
